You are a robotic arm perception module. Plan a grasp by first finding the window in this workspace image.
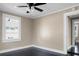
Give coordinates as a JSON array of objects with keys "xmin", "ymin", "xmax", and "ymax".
[{"xmin": 2, "ymin": 14, "xmax": 21, "ymax": 42}]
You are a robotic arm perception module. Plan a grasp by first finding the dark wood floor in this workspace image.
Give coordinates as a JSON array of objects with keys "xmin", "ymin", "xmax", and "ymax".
[{"xmin": 0, "ymin": 47, "xmax": 66, "ymax": 56}]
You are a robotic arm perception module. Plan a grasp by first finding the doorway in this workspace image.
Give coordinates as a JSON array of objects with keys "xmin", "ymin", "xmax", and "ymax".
[
  {"xmin": 71, "ymin": 18, "xmax": 79, "ymax": 54},
  {"xmin": 64, "ymin": 10, "xmax": 79, "ymax": 55}
]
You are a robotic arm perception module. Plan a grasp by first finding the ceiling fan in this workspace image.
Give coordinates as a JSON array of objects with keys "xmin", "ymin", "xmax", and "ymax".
[{"xmin": 17, "ymin": 3, "xmax": 46, "ymax": 13}]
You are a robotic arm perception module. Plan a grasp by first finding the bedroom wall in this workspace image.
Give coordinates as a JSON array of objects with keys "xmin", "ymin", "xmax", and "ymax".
[{"xmin": 33, "ymin": 8, "xmax": 75, "ymax": 52}]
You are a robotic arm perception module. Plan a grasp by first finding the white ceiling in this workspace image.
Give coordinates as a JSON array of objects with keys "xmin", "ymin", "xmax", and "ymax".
[{"xmin": 0, "ymin": 3, "xmax": 79, "ymax": 19}]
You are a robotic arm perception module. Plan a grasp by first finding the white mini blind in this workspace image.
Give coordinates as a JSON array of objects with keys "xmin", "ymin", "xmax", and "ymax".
[{"xmin": 2, "ymin": 13, "xmax": 21, "ymax": 42}]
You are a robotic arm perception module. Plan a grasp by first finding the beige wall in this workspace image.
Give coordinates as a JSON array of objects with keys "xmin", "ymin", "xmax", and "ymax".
[
  {"xmin": 0, "ymin": 7, "xmax": 79, "ymax": 53},
  {"xmin": 33, "ymin": 9, "xmax": 73, "ymax": 51},
  {"xmin": 66, "ymin": 17, "xmax": 72, "ymax": 49},
  {"xmin": 0, "ymin": 11, "xmax": 32, "ymax": 50}
]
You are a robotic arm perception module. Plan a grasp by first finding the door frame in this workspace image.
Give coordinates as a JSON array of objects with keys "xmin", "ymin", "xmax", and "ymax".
[{"xmin": 64, "ymin": 10, "xmax": 79, "ymax": 54}]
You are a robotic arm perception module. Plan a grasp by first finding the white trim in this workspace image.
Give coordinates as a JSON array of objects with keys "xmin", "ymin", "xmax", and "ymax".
[
  {"xmin": 63, "ymin": 15, "xmax": 68, "ymax": 54},
  {"xmin": 68, "ymin": 45, "xmax": 72, "ymax": 50},
  {"xmin": 74, "ymin": 22, "xmax": 79, "ymax": 24},
  {"xmin": 64, "ymin": 14, "xmax": 67, "ymax": 54},
  {"xmin": 34, "ymin": 4, "xmax": 79, "ymax": 19},
  {"xmin": 64, "ymin": 10, "xmax": 79, "ymax": 54},
  {"xmin": 32, "ymin": 45, "xmax": 65, "ymax": 54},
  {"xmin": 64, "ymin": 10, "xmax": 79, "ymax": 17},
  {"xmin": 0, "ymin": 45, "xmax": 66, "ymax": 54},
  {"xmin": 0, "ymin": 45, "xmax": 32, "ymax": 53}
]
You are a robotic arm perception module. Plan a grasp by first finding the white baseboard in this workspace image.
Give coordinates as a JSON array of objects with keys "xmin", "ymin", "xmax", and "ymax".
[
  {"xmin": 0, "ymin": 45, "xmax": 66, "ymax": 54},
  {"xmin": 32, "ymin": 45, "xmax": 65, "ymax": 54},
  {"xmin": 0, "ymin": 45, "xmax": 32, "ymax": 53}
]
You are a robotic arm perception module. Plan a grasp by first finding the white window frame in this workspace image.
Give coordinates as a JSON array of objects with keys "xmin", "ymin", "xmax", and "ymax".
[{"xmin": 2, "ymin": 13, "xmax": 21, "ymax": 42}]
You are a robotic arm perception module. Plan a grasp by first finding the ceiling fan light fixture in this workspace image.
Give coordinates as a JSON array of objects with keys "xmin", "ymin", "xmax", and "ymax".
[
  {"xmin": 17, "ymin": 3, "xmax": 46, "ymax": 13},
  {"xmin": 26, "ymin": 11, "xmax": 29, "ymax": 13}
]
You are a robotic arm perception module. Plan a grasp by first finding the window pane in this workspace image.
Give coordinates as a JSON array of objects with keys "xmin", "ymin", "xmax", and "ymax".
[{"xmin": 2, "ymin": 14, "xmax": 21, "ymax": 42}]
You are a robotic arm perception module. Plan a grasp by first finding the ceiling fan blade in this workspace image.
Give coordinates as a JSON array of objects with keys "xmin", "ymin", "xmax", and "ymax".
[
  {"xmin": 34, "ymin": 7, "xmax": 43, "ymax": 12},
  {"xmin": 17, "ymin": 6, "xmax": 27, "ymax": 7},
  {"xmin": 34, "ymin": 3, "xmax": 46, "ymax": 6}
]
